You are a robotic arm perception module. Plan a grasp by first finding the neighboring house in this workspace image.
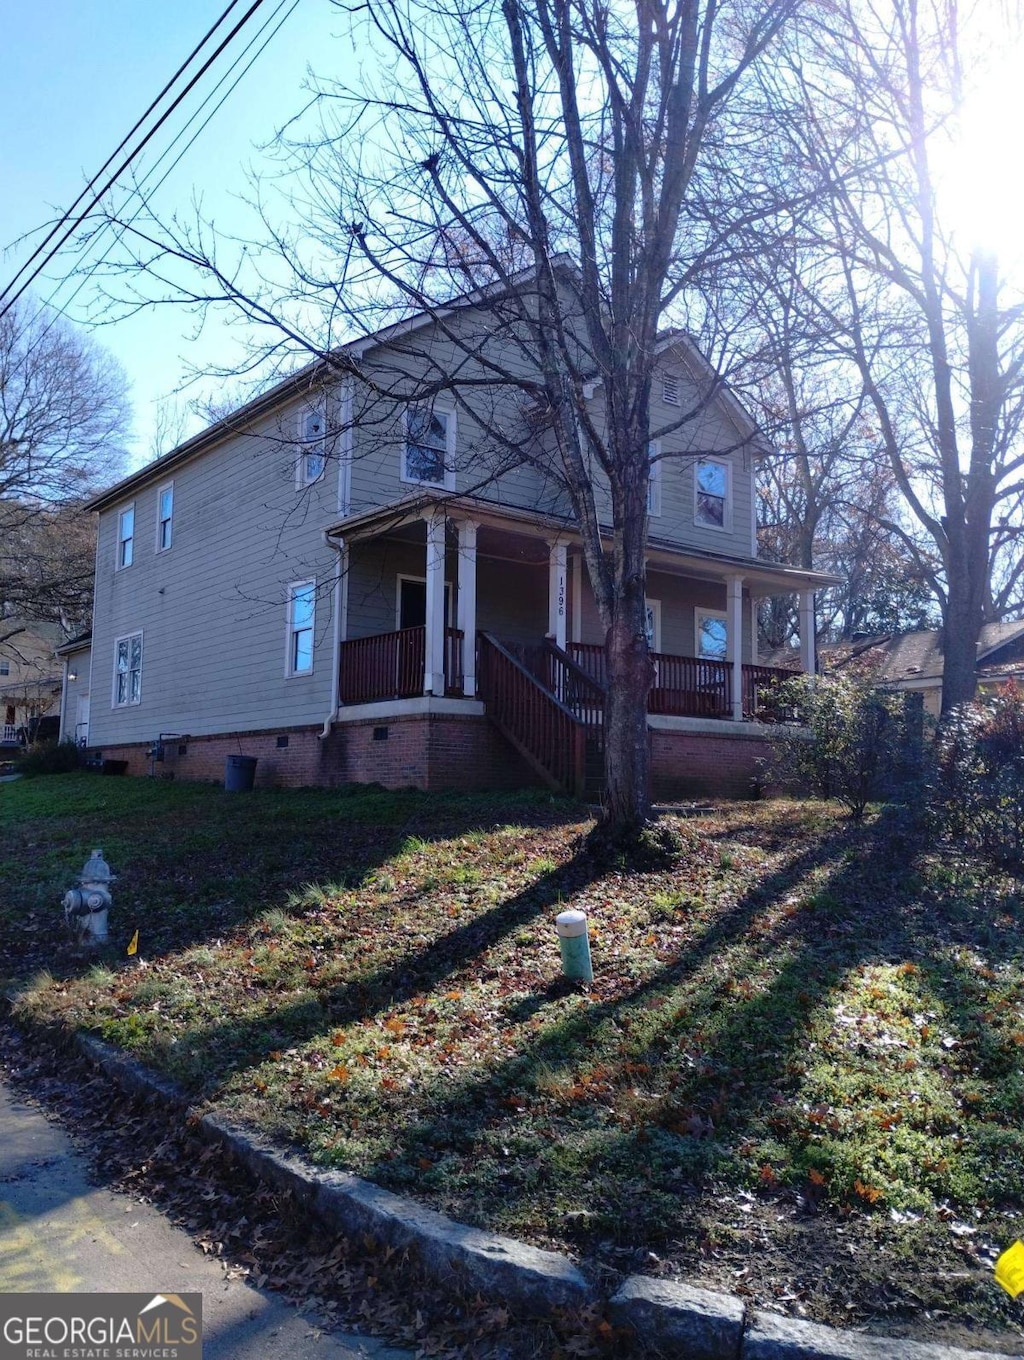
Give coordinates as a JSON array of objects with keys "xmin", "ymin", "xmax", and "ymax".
[
  {"xmin": 826, "ymin": 622, "xmax": 1024, "ymax": 718},
  {"xmin": 0, "ymin": 621, "xmax": 64, "ymax": 746},
  {"xmin": 67, "ymin": 279, "xmax": 834, "ymax": 798}
]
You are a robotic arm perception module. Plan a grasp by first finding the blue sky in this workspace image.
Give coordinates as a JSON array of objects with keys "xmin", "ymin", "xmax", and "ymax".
[{"xmin": 1, "ymin": 0, "xmax": 353, "ymax": 470}]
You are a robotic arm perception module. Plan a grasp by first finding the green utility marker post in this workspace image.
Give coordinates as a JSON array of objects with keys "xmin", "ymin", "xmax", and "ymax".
[{"xmin": 555, "ymin": 909, "xmax": 593, "ymax": 982}]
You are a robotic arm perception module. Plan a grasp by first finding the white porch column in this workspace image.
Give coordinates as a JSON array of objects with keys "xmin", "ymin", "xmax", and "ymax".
[
  {"xmin": 570, "ymin": 550, "xmax": 583, "ymax": 644},
  {"xmin": 424, "ymin": 510, "xmax": 447, "ymax": 695},
  {"xmin": 749, "ymin": 596, "xmax": 760, "ymax": 665},
  {"xmin": 457, "ymin": 520, "xmax": 478, "ymax": 697},
  {"xmin": 548, "ymin": 540, "xmax": 568, "ymax": 651},
  {"xmin": 728, "ymin": 574, "xmax": 744, "ymax": 721},
  {"xmin": 799, "ymin": 588, "xmax": 817, "ymax": 676}
]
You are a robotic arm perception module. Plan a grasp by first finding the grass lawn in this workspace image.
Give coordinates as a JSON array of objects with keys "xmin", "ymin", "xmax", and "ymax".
[{"xmin": 4, "ymin": 773, "xmax": 1024, "ymax": 1348}]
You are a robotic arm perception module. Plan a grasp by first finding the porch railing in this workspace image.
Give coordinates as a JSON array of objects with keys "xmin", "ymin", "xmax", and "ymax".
[
  {"xmin": 477, "ymin": 633, "xmax": 590, "ymax": 795},
  {"xmin": 339, "ymin": 626, "xmax": 464, "ymax": 704},
  {"xmin": 1, "ymin": 724, "xmax": 18, "ymax": 744},
  {"xmin": 566, "ymin": 641, "xmax": 795, "ymax": 719}
]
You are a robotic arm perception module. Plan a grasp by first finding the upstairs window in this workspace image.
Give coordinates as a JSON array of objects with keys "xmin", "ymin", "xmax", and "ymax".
[
  {"xmin": 287, "ymin": 581, "xmax": 316, "ymax": 676},
  {"xmin": 117, "ymin": 505, "xmax": 135, "ymax": 569},
  {"xmin": 157, "ymin": 483, "xmax": 173, "ymax": 551},
  {"xmin": 403, "ymin": 406, "xmax": 452, "ymax": 488},
  {"xmin": 113, "ymin": 631, "xmax": 143, "ymax": 706},
  {"xmin": 662, "ymin": 374, "xmax": 681, "ymax": 406},
  {"xmin": 695, "ymin": 458, "xmax": 729, "ymax": 529},
  {"xmin": 298, "ymin": 406, "xmax": 326, "ymax": 485},
  {"xmin": 0, "ymin": 660, "xmax": 9, "ymax": 677}
]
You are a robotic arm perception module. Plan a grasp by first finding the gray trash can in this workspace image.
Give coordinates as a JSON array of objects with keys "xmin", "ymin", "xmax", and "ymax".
[{"xmin": 224, "ymin": 754, "xmax": 257, "ymax": 791}]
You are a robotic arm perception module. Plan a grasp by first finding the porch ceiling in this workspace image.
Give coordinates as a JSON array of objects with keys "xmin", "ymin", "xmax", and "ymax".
[{"xmin": 327, "ymin": 490, "xmax": 840, "ymax": 593}]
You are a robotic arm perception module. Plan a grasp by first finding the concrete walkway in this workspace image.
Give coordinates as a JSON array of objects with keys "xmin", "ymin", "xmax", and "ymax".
[{"xmin": 0, "ymin": 1079, "xmax": 410, "ymax": 1359}]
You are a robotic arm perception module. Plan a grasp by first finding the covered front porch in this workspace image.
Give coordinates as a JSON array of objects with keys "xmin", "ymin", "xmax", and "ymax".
[{"xmin": 328, "ymin": 494, "xmax": 825, "ymax": 724}]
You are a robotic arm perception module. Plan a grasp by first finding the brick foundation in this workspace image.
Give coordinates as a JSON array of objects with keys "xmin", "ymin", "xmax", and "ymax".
[
  {"xmin": 92, "ymin": 712, "xmax": 540, "ymax": 793},
  {"xmin": 650, "ymin": 727, "xmax": 775, "ymax": 800},
  {"xmin": 93, "ymin": 716, "xmax": 779, "ymax": 800}
]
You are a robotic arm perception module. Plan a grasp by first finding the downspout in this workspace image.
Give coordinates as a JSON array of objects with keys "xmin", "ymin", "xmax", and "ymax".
[{"xmin": 319, "ymin": 530, "xmax": 346, "ymax": 738}]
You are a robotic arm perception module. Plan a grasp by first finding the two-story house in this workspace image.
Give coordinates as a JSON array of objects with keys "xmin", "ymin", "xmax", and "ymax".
[{"xmin": 65, "ymin": 281, "xmax": 833, "ymax": 798}]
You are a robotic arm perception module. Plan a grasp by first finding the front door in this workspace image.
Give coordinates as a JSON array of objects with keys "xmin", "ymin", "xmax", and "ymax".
[{"xmin": 397, "ymin": 576, "xmax": 453, "ymax": 630}]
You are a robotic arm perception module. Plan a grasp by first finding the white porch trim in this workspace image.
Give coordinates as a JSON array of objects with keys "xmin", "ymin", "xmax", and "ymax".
[{"xmin": 457, "ymin": 520, "xmax": 479, "ymax": 697}]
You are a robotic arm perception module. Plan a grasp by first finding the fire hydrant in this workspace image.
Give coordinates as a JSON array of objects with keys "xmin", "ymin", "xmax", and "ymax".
[{"xmin": 63, "ymin": 848, "xmax": 114, "ymax": 946}]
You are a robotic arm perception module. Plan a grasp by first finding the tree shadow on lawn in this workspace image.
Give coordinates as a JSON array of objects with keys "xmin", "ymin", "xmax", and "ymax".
[
  {"xmin": 316, "ymin": 803, "xmax": 1023, "ymax": 1331},
  {"xmin": 163, "ymin": 795, "xmax": 856, "ymax": 1109},
  {"xmin": 135, "ymin": 828, "xmax": 608, "ymax": 1093},
  {"xmin": 0, "ymin": 779, "xmax": 579, "ymax": 992}
]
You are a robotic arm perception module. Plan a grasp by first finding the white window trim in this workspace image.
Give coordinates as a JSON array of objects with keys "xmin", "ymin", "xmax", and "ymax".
[
  {"xmin": 286, "ymin": 580, "xmax": 316, "ymax": 677},
  {"xmin": 0, "ymin": 660, "xmax": 10, "ymax": 677},
  {"xmin": 116, "ymin": 503, "xmax": 135, "ymax": 570},
  {"xmin": 695, "ymin": 607, "xmax": 729, "ymax": 660},
  {"xmin": 647, "ymin": 440, "xmax": 662, "ymax": 518},
  {"xmin": 395, "ymin": 574, "xmax": 455, "ymax": 630},
  {"xmin": 155, "ymin": 481, "xmax": 174, "ymax": 553},
  {"xmin": 296, "ymin": 403, "xmax": 328, "ymax": 487},
  {"xmin": 645, "ymin": 598, "xmax": 662, "ymax": 652},
  {"xmin": 111, "ymin": 630, "xmax": 143, "ymax": 708},
  {"xmin": 401, "ymin": 404, "xmax": 457, "ymax": 492},
  {"xmin": 694, "ymin": 457, "xmax": 732, "ymax": 533}
]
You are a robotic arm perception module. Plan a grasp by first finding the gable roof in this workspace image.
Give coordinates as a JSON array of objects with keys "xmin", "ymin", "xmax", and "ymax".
[{"xmin": 86, "ymin": 264, "xmax": 769, "ymax": 513}]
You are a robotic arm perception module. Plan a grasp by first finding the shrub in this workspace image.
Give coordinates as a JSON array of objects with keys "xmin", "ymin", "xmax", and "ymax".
[
  {"xmin": 932, "ymin": 682, "xmax": 1024, "ymax": 871},
  {"xmin": 18, "ymin": 740, "xmax": 83, "ymax": 777},
  {"xmin": 770, "ymin": 674, "xmax": 917, "ymax": 820}
]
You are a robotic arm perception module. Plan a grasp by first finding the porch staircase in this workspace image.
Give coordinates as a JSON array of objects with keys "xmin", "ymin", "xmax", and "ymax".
[{"xmin": 477, "ymin": 632, "xmax": 605, "ymax": 800}]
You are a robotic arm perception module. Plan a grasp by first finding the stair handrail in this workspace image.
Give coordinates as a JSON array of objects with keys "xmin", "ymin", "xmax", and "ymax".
[
  {"xmin": 543, "ymin": 640, "xmax": 607, "ymax": 699},
  {"xmin": 479, "ymin": 632, "xmax": 584, "ymax": 724}
]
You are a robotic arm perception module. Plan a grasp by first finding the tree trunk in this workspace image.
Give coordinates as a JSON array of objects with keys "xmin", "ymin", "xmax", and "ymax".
[{"xmin": 600, "ymin": 582, "xmax": 655, "ymax": 838}]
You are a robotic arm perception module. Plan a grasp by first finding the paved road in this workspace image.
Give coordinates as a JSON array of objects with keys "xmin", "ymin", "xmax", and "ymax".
[{"xmin": 0, "ymin": 1080, "xmax": 411, "ymax": 1359}]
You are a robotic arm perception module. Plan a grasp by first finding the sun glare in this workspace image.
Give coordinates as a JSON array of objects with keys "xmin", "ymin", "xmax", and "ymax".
[{"xmin": 937, "ymin": 39, "xmax": 1024, "ymax": 267}]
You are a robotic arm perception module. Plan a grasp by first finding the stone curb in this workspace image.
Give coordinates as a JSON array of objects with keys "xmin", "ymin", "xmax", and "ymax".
[{"xmin": 46, "ymin": 1030, "xmax": 1024, "ymax": 1360}]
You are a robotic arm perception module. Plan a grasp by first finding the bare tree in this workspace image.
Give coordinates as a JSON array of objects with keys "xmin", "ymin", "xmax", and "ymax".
[
  {"xmin": 752, "ymin": 0, "xmax": 1024, "ymax": 712},
  {"xmin": 97, "ymin": 0, "xmax": 801, "ymax": 839},
  {"xmin": 0, "ymin": 300, "xmax": 130, "ymax": 632}
]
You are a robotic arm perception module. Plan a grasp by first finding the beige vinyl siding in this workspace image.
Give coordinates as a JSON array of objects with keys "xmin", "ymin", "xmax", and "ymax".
[
  {"xmin": 346, "ymin": 536, "xmax": 548, "ymax": 647},
  {"xmin": 89, "ymin": 404, "xmax": 341, "ymax": 747},
  {"xmin": 576, "ymin": 566, "xmax": 756, "ymax": 662}
]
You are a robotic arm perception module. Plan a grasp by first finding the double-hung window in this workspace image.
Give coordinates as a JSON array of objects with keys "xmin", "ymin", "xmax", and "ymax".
[
  {"xmin": 287, "ymin": 581, "xmax": 316, "ymax": 676},
  {"xmin": 157, "ymin": 483, "xmax": 173, "ymax": 551},
  {"xmin": 403, "ymin": 406, "xmax": 452, "ymax": 487},
  {"xmin": 299, "ymin": 406, "xmax": 326, "ymax": 485},
  {"xmin": 695, "ymin": 458, "xmax": 729, "ymax": 530},
  {"xmin": 113, "ymin": 632, "xmax": 143, "ymax": 706},
  {"xmin": 117, "ymin": 505, "xmax": 135, "ymax": 568},
  {"xmin": 696, "ymin": 610, "xmax": 728, "ymax": 661}
]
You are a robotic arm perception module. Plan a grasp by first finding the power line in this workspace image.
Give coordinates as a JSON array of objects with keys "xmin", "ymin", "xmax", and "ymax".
[
  {"xmin": 0, "ymin": 0, "xmax": 271, "ymax": 321},
  {"xmin": 1, "ymin": 0, "xmax": 248, "ymax": 310},
  {"xmin": 48, "ymin": 0, "xmax": 301, "ymax": 326}
]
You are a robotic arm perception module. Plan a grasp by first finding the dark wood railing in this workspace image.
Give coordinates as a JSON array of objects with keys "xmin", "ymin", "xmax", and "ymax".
[
  {"xmin": 566, "ymin": 641, "xmax": 794, "ymax": 719},
  {"xmin": 742, "ymin": 663, "xmax": 799, "ymax": 721},
  {"xmin": 339, "ymin": 626, "xmax": 463, "ymax": 704},
  {"xmin": 477, "ymin": 633, "xmax": 589, "ymax": 795}
]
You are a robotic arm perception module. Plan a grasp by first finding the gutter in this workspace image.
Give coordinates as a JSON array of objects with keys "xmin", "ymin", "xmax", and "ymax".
[{"xmin": 319, "ymin": 530, "xmax": 346, "ymax": 738}]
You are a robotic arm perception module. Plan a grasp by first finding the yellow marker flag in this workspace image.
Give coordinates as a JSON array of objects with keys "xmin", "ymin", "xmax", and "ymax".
[
  {"xmin": 127, "ymin": 930, "xmax": 139, "ymax": 957},
  {"xmin": 994, "ymin": 1241, "xmax": 1024, "ymax": 1297}
]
